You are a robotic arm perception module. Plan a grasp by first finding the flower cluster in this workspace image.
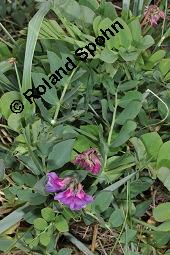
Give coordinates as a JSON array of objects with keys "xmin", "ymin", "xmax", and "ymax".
[
  {"xmin": 144, "ymin": 5, "xmax": 165, "ymax": 27},
  {"xmin": 45, "ymin": 172, "xmax": 93, "ymax": 211},
  {"xmin": 45, "ymin": 148, "xmax": 101, "ymax": 210},
  {"xmin": 73, "ymin": 148, "xmax": 101, "ymax": 174}
]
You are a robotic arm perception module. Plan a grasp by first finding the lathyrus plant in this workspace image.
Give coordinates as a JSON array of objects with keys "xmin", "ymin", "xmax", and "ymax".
[{"xmin": 0, "ymin": 0, "xmax": 170, "ymax": 254}]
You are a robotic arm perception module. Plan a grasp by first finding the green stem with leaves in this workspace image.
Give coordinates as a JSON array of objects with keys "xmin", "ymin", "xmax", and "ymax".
[{"xmin": 52, "ymin": 67, "xmax": 78, "ymax": 123}]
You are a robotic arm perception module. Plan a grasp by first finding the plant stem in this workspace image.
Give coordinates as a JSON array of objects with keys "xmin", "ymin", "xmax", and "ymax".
[
  {"xmin": 0, "ymin": 22, "xmax": 16, "ymax": 44},
  {"xmin": 53, "ymin": 67, "xmax": 77, "ymax": 122},
  {"xmin": 103, "ymin": 92, "xmax": 118, "ymax": 171}
]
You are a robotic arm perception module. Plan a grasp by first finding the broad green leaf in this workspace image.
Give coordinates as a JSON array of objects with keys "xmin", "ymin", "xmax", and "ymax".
[
  {"xmin": 33, "ymin": 218, "xmax": 48, "ymax": 231},
  {"xmin": 159, "ymin": 59, "xmax": 170, "ymax": 76},
  {"xmin": 39, "ymin": 232, "xmax": 51, "ymax": 246},
  {"xmin": 119, "ymin": 91, "xmax": 143, "ymax": 108},
  {"xmin": 109, "ymin": 208, "xmax": 124, "ymax": 227},
  {"xmin": 58, "ymin": 248, "xmax": 72, "ymax": 255},
  {"xmin": 120, "ymin": 228, "xmax": 137, "ymax": 243},
  {"xmin": 112, "ymin": 120, "xmax": 137, "ymax": 148},
  {"xmin": 116, "ymin": 101, "xmax": 142, "ymax": 125},
  {"xmin": 141, "ymin": 132, "xmax": 163, "ymax": 161},
  {"xmin": 119, "ymin": 80, "xmax": 140, "ymax": 92},
  {"xmin": 157, "ymin": 141, "xmax": 170, "ymax": 169},
  {"xmin": 74, "ymin": 135, "xmax": 96, "ymax": 153},
  {"xmin": 55, "ymin": 215, "xmax": 69, "ymax": 232},
  {"xmin": 148, "ymin": 50, "xmax": 166, "ymax": 64},
  {"xmin": 8, "ymin": 113, "xmax": 21, "ymax": 132},
  {"xmin": 79, "ymin": 0, "xmax": 99, "ymax": 11},
  {"xmin": 99, "ymin": 48, "xmax": 118, "ymax": 63},
  {"xmin": 0, "ymin": 91, "xmax": 20, "ymax": 119},
  {"xmin": 91, "ymin": 191, "xmax": 113, "ymax": 213},
  {"xmin": 48, "ymin": 139, "xmax": 75, "ymax": 170},
  {"xmin": 130, "ymin": 137, "xmax": 146, "ymax": 162},
  {"xmin": 103, "ymin": 2, "xmax": 117, "ymax": 20},
  {"xmin": 142, "ymin": 35, "xmax": 154, "ymax": 49},
  {"xmin": 157, "ymin": 167, "xmax": 170, "ymax": 191},
  {"xmin": 129, "ymin": 18, "xmax": 142, "ymax": 43},
  {"xmin": 153, "ymin": 202, "xmax": 170, "ymax": 222},
  {"xmin": 93, "ymin": 16, "xmax": 102, "ymax": 36},
  {"xmin": 41, "ymin": 208, "xmax": 55, "ymax": 222},
  {"xmin": 157, "ymin": 221, "xmax": 170, "ymax": 232}
]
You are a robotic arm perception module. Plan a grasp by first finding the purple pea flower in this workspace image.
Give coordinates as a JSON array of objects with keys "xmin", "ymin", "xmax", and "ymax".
[
  {"xmin": 73, "ymin": 148, "xmax": 101, "ymax": 175},
  {"xmin": 54, "ymin": 183, "xmax": 93, "ymax": 211},
  {"xmin": 45, "ymin": 172, "xmax": 71, "ymax": 192},
  {"xmin": 144, "ymin": 5, "xmax": 165, "ymax": 27}
]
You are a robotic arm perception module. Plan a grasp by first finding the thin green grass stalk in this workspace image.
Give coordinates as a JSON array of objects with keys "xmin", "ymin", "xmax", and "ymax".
[
  {"xmin": 52, "ymin": 67, "xmax": 78, "ymax": 123},
  {"xmin": 109, "ymin": 181, "xmax": 129, "ymax": 255},
  {"xmin": 132, "ymin": 218, "xmax": 158, "ymax": 231},
  {"xmin": 157, "ymin": 0, "xmax": 168, "ymax": 48},
  {"xmin": 0, "ymin": 22, "xmax": 16, "ymax": 44},
  {"xmin": 0, "ymin": 37, "xmax": 13, "ymax": 48},
  {"xmin": 103, "ymin": 92, "xmax": 118, "ymax": 171},
  {"xmin": 143, "ymin": 89, "xmax": 169, "ymax": 126}
]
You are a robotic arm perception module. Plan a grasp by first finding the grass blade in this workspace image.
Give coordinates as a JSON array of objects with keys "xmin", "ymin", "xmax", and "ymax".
[
  {"xmin": 0, "ymin": 204, "xmax": 31, "ymax": 235},
  {"xmin": 21, "ymin": 2, "xmax": 51, "ymax": 117}
]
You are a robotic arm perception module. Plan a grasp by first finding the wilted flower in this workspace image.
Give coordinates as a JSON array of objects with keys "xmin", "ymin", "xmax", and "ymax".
[
  {"xmin": 45, "ymin": 172, "xmax": 71, "ymax": 192},
  {"xmin": 144, "ymin": 5, "xmax": 165, "ymax": 27},
  {"xmin": 54, "ymin": 183, "xmax": 93, "ymax": 211},
  {"xmin": 73, "ymin": 148, "xmax": 101, "ymax": 174}
]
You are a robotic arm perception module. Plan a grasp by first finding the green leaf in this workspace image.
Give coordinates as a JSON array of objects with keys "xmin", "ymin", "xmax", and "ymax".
[
  {"xmin": 99, "ymin": 48, "xmax": 118, "ymax": 63},
  {"xmin": 120, "ymin": 228, "xmax": 137, "ymax": 243},
  {"xmin": 157, "ymin": 221, "xmax": 170, "ymax": 232},
  {"xmin": 91, "ymin": 191, "xmax": 113, "ymax": 213},
  {"xmin": 112, "ymin": 120, "xmax": 137, "ymax": 148},
  {"xmin": 103, "ymin": 173, "xmax": 135, "ymax": 192},
  {"xmin": 47, "ymin": 139, "xmax": 75, "ymax": 170},
  {"xmin": 109, "ymin": 208, "xmax": 124, "ymax": 227},
  {"xmin": 39, "ymin": 232, "xmax": 51, "ymax": 246},
  {"xmin": 8, "ymin": 113, "xmax": 21, "ymax": 132},
  {"xmin": 58, "ymin": 248, "xmax": 72, "ymax": 255},
  {"xmin": 148, "ymin": 50, "xmax": 166, "ymax": 64},
  {"xmin": 0, "ymin": 159, "xmax": 5, "ymax": 181},
  {"xmin": 119, "ymin": 91, "xmax": 143, "ymax": 108},
  {"xmin": 21, "ymin": 2, "xmax": 51, "ymax": 117},
  {"xmin": 55, "ymin": 215, "xmax": 69, "ymax": 232},
  {"xmin": 119, "ymin": 80, "xmax": 140, "ymax": 92},
  {"xmin": 33, "ymin": 218, "xmax": 48, "ymax": 231},
  {"xmin": 159, "ymin": 59, "xmax": 170, "ymax": 76},
  {"xmin": 153, "ymin": 202, "xmax": 170, "ymax": 222},
  {"xmin": 0, "ymin": 238, "xmax": 14, "ymax": 252},
  {"xmin": 142, "ymin": 35, "xmax": 154, "ymax": 49},
  {"xmin": 0, "ymin": 91, "xmax": 20, "ymax": 119},
  {"xmin": 157, "ymin": 167, "xmax": 170, "ymax": 191},
  {"xmin": 116, "ymin": 101, "xmax": 142, "ymax": 125},
  {"xmin": 41, "ymin": 208, "xmax": 55, "ymax": 222},
  {"xmin": 141, "ymin": 132, "xmax": 163, "ymax": 161},
  {"xmin": 0, "ymin": 204, "xmax": 31, "ymax": 235},
  {"xmin": 129, "ymin": 18, "xmax": 142, "ymax": 43},
  {"xmin": 157, "ymin": 141, "xmax": 170, "ymax": 169},
  {"xmin": 73, "ymin": 135, "xmax": 96, "ymax": 153}
]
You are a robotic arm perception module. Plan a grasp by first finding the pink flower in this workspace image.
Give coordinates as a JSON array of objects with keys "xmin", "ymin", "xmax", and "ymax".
[
  {"xmin": 45, "ymin": 172, "xmax": 71, "ymax": 192},
  {"xmin": 144, "ymin": 5, "xmax": 165, "ymax": 27},
  {"xmin": 54, "ymin": 183, "xmax": 93, "ymax": 211},
  {"xmin": 73, "ymin": 148, "xmax": 101, "ymax": 174}
]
